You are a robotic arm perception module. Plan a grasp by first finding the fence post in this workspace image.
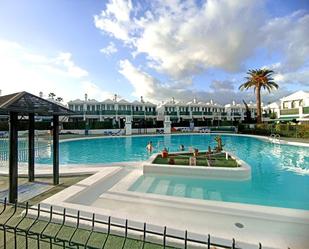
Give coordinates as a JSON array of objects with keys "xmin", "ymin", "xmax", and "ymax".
[{"xmin": 163, "ymin": 226, "xmax": 166, "ymax": 248}]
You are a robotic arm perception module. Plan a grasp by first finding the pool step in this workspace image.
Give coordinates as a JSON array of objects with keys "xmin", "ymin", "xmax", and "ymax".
[
  {"xmin": 68, "ymin": 167, "xmax": 129, "ymax": 205},
  {"xmin": 137, "ymin": 176, "xmax": 156, "ymax": 192}
]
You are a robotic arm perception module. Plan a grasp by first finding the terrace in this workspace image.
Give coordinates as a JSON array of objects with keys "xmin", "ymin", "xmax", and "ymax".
[{"xmin": 280, "ymin": 108, "xmax": 299, "ymax": 115}]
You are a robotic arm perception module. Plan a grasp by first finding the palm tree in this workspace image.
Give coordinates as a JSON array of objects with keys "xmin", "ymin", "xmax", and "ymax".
[
  {"xmin": 48, "ymin": 92, "xmax": 56, "ymax": 100},
  {"xmin": 55, "ymin": 97, "xmax": 63, "ymax": 102},
  {"xmin": 239, "ymin": 69, "xmax": 278, "ymax": 123}
]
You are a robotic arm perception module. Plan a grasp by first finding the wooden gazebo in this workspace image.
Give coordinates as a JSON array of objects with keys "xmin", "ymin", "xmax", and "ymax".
[{"xmin": 0, "ymin": 91, "xmax": 73, "ymax": 203}]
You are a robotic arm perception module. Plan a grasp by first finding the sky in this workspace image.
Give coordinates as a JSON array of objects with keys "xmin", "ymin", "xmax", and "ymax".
[{"xmin": 0, "ymin": 0, "xmax": 308, "ymax": 104}]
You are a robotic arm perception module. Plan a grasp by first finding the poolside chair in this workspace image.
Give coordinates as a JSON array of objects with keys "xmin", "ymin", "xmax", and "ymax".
[{"xmin": 112, "ymin": 129, "xmax": 123, "ymax": 136}]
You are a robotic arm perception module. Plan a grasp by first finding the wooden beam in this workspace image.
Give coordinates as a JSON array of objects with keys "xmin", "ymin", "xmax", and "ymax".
[
  {"xmin": 53, "ymin": 115, "xmax": 59, "ymax": 185},
  {"xmin": 28, "ymin": 113, "xmax": 35, "ymax": 182},
  {"xmin": 9, "ymin": 112, "xmax": 18, "ymax": 203}
]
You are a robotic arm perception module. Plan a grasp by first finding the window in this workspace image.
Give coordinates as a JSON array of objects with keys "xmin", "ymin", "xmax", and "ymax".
[
  {"xmin": 299, "ymin": 100, "xmax": 303, "ymax": 106},
  {"xmin": 283, "ymin": 102, "xmax": 289, "ymax": 109}
]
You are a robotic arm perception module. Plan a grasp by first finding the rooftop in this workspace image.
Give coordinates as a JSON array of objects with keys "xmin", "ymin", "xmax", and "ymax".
[{"xmin": 0, "ymin": 91, "xmax": 73, "ymax": 116}]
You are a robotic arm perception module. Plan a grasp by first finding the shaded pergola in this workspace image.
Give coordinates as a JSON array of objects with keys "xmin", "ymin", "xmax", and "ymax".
[{"xmin": 0, "ymin": 91, "xmax": 73, "ymax": 203}]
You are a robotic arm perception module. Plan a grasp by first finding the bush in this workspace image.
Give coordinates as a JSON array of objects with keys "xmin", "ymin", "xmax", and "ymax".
[
  {"xmin": 238, "ymin": 123, "xmax": 309, "ymax": 138},
  {"xmin": 63, "ymin": 121, "xmax": 86, "ymax": 130},
  {"xmin": 0, "ymin": 121, "xmax": 51, "ymax": 131}
]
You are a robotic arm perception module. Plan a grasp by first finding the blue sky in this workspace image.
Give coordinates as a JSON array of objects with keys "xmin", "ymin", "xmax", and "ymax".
[{"xmin": 0, "ymin": 0, "xmax": 308, "ymax": 104}]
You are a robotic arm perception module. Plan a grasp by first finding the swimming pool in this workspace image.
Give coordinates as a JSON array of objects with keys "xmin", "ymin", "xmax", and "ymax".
[
  {"xmin": 127, "ymin": 135, "xmax": 309, "ymax": 210},
  {"xmin": 11, "ymin": 134, "xmax": 309, "ymax": 210}
]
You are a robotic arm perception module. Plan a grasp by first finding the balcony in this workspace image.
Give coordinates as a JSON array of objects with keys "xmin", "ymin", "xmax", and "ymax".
[
  {"xmin": 117, "ymin": 110, "xmax": 132, "ymax": 115},
  {"xmin": 179, "ymin": 111, "xmax": 190, "ymax": 115},
  {"xmin": 232, "ymin": 112, "xmax": 241, "ymax": 116},
  {"xmin": 85, "ymin": 111, "xmax": 100, "ymax": 115},
  {"xmin": 164, "ymin": 111, "xmax": 178, "ymax": 116},
  {"xmin": 280, "ymin": 108, "xmax": 299, "ymax": 115},
  {"xmin": 102, "ymin": 110, "xmax": 116, "ymax": 115},
  {"xmin": 145, "ymin": 111, "xmax": 157, "ymax": 116},
  {"xmin": 192, "ymin": 111, "xmax": 202, "ymax": 115},
  {"xmin": 133, "ymin": 111, "xmax": 145, "ymax": 116},
  {"xmin": 203, "ymin": 112, "xmax": 213, "ymax": 116},
  {"xmin": 303, "ymin": 106, "xmax": 309, "ymax": 114},
  {"xmin": 221, "ymin": 112, "xmax": 227, "ymax": 116}
]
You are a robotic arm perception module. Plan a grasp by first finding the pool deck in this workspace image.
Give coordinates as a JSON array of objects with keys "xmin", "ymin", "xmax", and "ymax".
[{"xmin": 30, "ymin": 165, "xmax": 309, "ymax": 249}]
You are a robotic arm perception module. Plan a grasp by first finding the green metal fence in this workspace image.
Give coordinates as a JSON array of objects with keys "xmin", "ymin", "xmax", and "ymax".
[{"xmin": 0, "ymin": 199, "xmax": 268, "ymax": 249}]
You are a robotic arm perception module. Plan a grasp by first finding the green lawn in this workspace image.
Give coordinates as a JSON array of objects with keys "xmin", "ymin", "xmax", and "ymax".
[
  {"xmin": 153, "ymin": 152, "xmax": 238, "ymax": 168},
  {"xmin": 0, "ymin": 206, "xmax": 179, "ymax": 249}
]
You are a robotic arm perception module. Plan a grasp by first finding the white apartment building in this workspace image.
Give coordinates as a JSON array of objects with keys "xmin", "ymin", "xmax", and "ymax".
[
  {"xmin": 263, "ymin": 90, "xmax": 309, "ymax": 122},
  {"xmin": 224, "ymin": 101, "xmax": 257, "ymax": 122},
  {"xmin": 156, "ymin": 98, "xmax": 226, "ymax": 124},
  {"xmin": 67, "ymin": 94, "xmax": 259, "ymax": 124},
  {"xmin": 67, "ymin": 94, "xmax": 157, "ymax": 123}
]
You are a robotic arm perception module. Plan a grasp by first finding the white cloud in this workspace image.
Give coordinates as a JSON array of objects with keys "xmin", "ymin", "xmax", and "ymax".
[
  {"xmin": 0, "ymin": 39, "xmax": 111, "ymax": 102},
  {"xmin": 274, "ymin": 69, "xmax": 309, "ymax": 87},
  {"xmin": 118, "ymin": 58, "xmax": 287, "ymax": 104},
  {"xmin": 95, "ymin": 0, "xmax": 266, "ymax": 79},
  {"xmin": 54, "ymin": 52, "xmax": 88, "ymax": 78},
  {"xmin": 100, "ymin": 42, "xmax": 118, "ymax": 55},
  {"xmin": 262, "ymin": 11, "xmax": 309, "ymax": 71},
  {"xmin": 119, "ymin": 59, "xmax": 157, "ymax": 98},
  {"xmin": 95, "ymin": 0, "xmax": 309, "ymax": 102},
  {"xmin": 94, "ymin": 0, "xmax": 134, "ymax": 42}
]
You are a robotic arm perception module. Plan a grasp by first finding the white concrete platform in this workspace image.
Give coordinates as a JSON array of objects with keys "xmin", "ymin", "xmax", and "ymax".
[
  {"xmin": 37, "ymin": 166, "xmax": 309, "ymax": 249},
  {"xmin": 143, "ymin": 151, "xmax": 251, "ymax": 180}
]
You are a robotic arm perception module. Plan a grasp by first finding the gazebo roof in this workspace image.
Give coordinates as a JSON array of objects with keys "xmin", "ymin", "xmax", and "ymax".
[{"xmin": 0, "ymin": 91, "xmax": 74, "ymax": 116}]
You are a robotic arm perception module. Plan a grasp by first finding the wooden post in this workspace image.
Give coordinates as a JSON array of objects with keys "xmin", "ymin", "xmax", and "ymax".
[
  {"xmin": 28, "ymin": 113, "xmax": 35, "ymax": 182},
  {"xmin": 53, "ymin": 115, "xmax": 59, "ymax": 185},
  {"xmin": 9, "ymin": 112, "xmax": 18, "ymax": 203}
]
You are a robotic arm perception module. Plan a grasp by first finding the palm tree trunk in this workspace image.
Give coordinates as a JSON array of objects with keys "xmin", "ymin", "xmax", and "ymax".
[{"xmin": 256, "ymin": 85, "xmax": 262, "ymax": 123}]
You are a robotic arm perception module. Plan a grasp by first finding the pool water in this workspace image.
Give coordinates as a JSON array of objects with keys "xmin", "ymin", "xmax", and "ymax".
[
  {"xmin": 6, "ymin": 134, "xmax": 309, "ymax": 210},
  {"xmin": 128, "ymin": 135, "xmax": 309, "ymax": 210}
]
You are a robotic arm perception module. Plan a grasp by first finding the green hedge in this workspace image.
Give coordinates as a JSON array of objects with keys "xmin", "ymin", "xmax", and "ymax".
[
  {"xmin": 63, "ymin": 121, "xmax": 115, "ymax": 130},
  {"xmin": 238, "ymin": 123, "xmax": 309, "ymax": 138},
  {"xmin": 0, "ymin": 121, "xmax": 51, "ymax": 131}
]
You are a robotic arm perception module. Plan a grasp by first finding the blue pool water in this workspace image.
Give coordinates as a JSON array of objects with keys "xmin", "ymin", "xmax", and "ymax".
[
  {"xmin": 4, "ymin": 134, "xmax": 308, "ymax": 210},
  {"xmin": 127, "ymin": 135, "xmax": 309, "ymax": 210}
]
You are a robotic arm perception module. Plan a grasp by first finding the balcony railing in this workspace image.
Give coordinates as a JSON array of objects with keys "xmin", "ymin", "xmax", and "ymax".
[
  {"xmin": 221, "ymin": 112, "xmax": 227, "ymax": 116},
  {"xmin": 87, "ymin": 111, "xmax": 101, "ymax": 115},
  {"xmin": 164, "ymin": 111, "xmax": 177, "ymax": 116},
  {"xmin": 133, "ymin": 111, "xmax": 145, "ymax": 116},
  {"xmin": 232, "ymin": 112, "xmax": 241, "ymax": 116},
  {"xmin": 102, "ymin": 110, "xmax": 116, "ymax": 115},
  {"xmin": 203, "ymin": 112, "xmax": 213, "ymax": 116},
  {"xmin": 117, "ymin": 110, "xmax": 132, "ymax": 115},
  {"xmin": 192, "ymin": 111, "xmax": 203, "ymax": 115},
  {"xmin": 145, "ymin": 111, "xmax": 157, "ymax": 116},
  {"xmin": 303, "ymin": 106, "xmax": 309, "ymax": 114},
  {"xmin": 280, "ymin": 108, "xmax": 299, "ymax": 115},
  {"xmin": 179, "ymin": 111, "xmax": 190, "ymax": 115}
]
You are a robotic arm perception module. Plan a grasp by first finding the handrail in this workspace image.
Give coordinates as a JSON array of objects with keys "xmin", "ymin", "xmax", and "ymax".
[{"xmin": 269, "ymin": 134, "xmax": 281, "ymax": 144}]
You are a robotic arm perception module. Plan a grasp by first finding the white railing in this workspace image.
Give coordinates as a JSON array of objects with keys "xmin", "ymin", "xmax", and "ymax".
[{"xmin": 269, "ymin": 133, "xmax": 281, "ymax": 144}]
